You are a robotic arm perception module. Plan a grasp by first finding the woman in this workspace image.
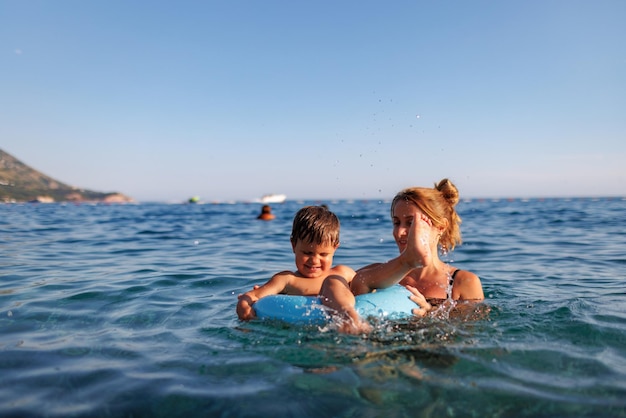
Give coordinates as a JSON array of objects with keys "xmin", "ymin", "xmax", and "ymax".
[{"xmin": 320, "ymin": 178, "xmax": 484, "ymax": 333}]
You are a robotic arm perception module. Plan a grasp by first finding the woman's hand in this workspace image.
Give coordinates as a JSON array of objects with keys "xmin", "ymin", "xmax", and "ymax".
[
  {"xmin": 401, "ymin": 213, "xmax": 434, "ymax": 268},
  {"xmin": 404, "ymin": 285, "xmax": 431, "ymax": 317}
]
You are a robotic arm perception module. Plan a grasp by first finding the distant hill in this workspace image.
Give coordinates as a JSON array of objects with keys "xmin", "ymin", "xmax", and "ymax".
[{"xmin": 0, "ymin": 149, "xmax": 133, "ymax": 203}]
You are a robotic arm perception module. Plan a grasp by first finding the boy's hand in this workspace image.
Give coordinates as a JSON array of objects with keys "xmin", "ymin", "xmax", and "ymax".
[{"xmin": 236, "ymin": 294, "xmax": 257, "ymax": 320}]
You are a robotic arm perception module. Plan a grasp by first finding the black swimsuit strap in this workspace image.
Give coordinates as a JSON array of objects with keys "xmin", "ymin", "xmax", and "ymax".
[{"xmin": 448, "ymin": 269, "xmax": 461, "ymax": 299}]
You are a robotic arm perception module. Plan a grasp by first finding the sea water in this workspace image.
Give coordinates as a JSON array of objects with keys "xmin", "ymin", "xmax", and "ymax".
[{"xmin": 1, "ymin": 198, "xmax": 625, "ymax": 417}]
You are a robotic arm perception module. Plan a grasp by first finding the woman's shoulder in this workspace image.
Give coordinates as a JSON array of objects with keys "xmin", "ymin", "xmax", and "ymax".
[
  {"xmin": 451, "ymin": 268, "xmax": 484, "ymax": 300},
  {"xmin": 451, "ymin": 269, "xmax": 480, "ymax": 282}
]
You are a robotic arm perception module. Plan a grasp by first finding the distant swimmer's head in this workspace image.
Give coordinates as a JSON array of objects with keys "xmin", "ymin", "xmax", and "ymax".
[
  {"xmin": 391, "ymin": 178, "xmax": 462, "ymax": 252},
  {"xmin": 257, "ymin": 204, "xmax": 275, "ymax": 220}
]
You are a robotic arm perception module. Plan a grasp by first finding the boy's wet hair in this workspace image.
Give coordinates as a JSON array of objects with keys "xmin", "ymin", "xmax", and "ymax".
[{"xmin": 290, "ymin": 206, "xmax": 340, "ymax": 247}]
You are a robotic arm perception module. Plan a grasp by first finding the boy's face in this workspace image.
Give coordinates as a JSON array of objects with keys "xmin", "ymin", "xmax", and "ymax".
[{"xmin": 291, "ymin": 239, "xmax": 338, "ymax": 278}]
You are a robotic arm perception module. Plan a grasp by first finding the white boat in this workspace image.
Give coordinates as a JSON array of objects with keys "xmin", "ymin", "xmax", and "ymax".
[{"xmin": 258, "ymin": 194, "xmax": 286, "ymax": 204}]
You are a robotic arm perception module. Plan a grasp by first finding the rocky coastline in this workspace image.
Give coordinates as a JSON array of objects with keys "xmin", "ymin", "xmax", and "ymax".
[{"xmin": 0, "ymin": 149, "xmax": 134, "ymax": 204}]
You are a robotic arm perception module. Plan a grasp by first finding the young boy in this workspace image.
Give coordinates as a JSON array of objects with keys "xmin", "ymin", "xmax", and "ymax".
[{"xmin": 237, "ymin": 205, "xmax": 355, "ymax": 320}]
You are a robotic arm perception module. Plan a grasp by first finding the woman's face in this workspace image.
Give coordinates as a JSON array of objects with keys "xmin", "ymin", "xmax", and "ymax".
[
  {"xmin": 391, "ymin": 199, "xmax": 420, "ymax": 253},
  {"xmin": 392, "ymin": 199, "xmax": 439, "ymax": 253}
]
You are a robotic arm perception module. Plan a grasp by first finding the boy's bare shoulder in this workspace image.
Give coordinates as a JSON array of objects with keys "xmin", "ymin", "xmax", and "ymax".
[
  {"xmin": 273, "ymin": 270, "xmax": 296, "ymax": 276},
  {"xmin": 331, "ymin": 264, "xmax": 357, "ymax": 279},
  {"xmin": 271, "ymin": 270, "xmax": 298, "ymax": 281},
  {"xmin": 259, "ymin": 271, "xmax": 299, "ymax": 295}
]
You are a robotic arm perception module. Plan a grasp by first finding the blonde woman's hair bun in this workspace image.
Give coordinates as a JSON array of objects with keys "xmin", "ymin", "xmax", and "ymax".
[{"xmin": 435, "ymin": 178, "xmax": 459, "ymax": 207}]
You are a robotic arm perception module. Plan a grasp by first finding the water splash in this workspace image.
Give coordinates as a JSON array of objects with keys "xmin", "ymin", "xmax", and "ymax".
[{"xmin": 428, "ymin": 268, "xmax": 458, "ymax": 320}]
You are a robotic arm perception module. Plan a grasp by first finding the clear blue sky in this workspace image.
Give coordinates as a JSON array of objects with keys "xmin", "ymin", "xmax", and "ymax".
[{"xmin": 2, "ymin": 1, "xmax": 625, "ymax": 202}]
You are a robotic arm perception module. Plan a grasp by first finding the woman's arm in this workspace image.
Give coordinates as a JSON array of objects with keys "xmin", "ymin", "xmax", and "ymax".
[
  {"xmin": 351, "ymin": 216, "xmax": 431, "ymax": 295},
  {"xmin": 350, "ymin": 260, "xmax": 412, "ymax": 294}
]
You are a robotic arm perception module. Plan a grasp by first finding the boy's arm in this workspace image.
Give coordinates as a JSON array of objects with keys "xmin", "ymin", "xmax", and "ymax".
[{"xmin": 236, "ymin": 272, "xmax": 291, "ymax": 320}]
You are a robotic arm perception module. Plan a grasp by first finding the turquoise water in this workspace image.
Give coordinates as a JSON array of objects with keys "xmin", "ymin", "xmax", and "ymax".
[{"xmin": 1, "ymin": 198, "xmax": 625, "ymax": 417}]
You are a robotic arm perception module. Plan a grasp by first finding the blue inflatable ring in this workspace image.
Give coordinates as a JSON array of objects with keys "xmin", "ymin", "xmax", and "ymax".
[{"xmin": 253, "ymin": 285, "xmax": 417, "ymax": 325}]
